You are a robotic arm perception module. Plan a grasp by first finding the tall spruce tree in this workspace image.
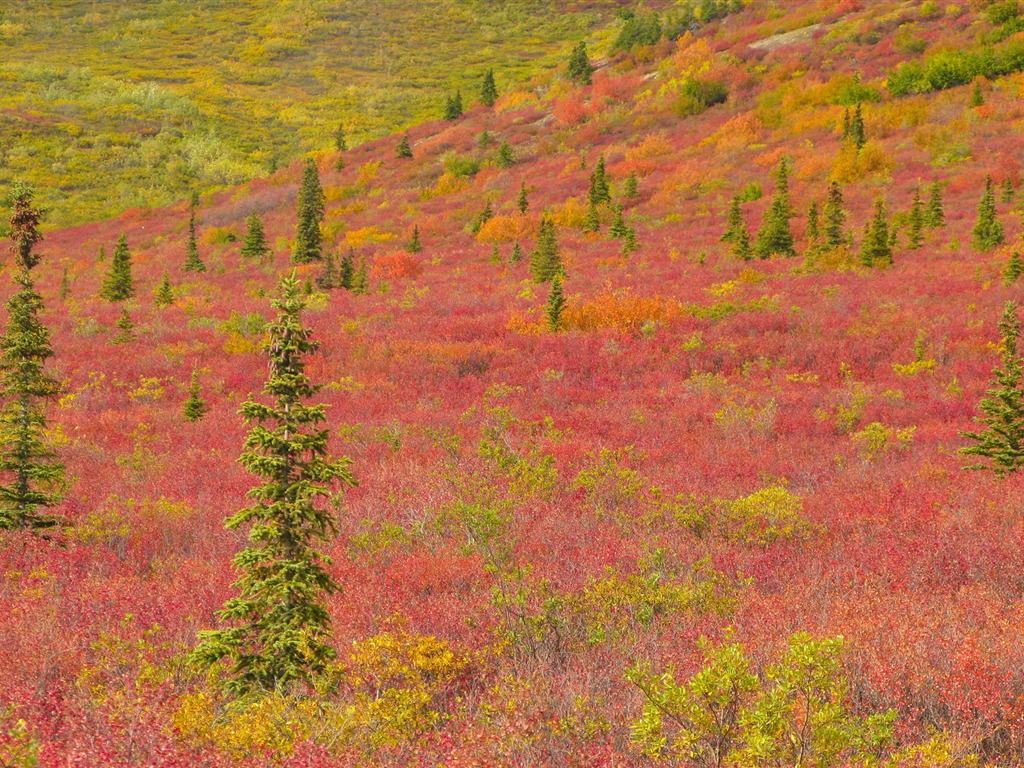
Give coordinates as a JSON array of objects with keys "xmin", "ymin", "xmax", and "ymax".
[
  {"xmin": 583, "ymin": 200, "xmax": 601, "ymax": 234},
  {"xmin": 100, "ymin": 234, "xmax": 134, "ymax": 302},
  {"xmin": 907, "ymin": 187, "xmax": 925, "ymax": 250},
  {"xmin": 339, "ymin": 250, "xmax": 355, "ymax": 291},
  {"xmin": 754, "ymin": 159, "xmax": 796, "ymax": 259},
  {"xmin": 823, "ymin": 181, "xmax": 847, "ymax": 249},
  {"xmin": 241, "ymin": 213, "xmax": 271, "ymax": 262},
  {"xmin": 925, "ymin": 179, "xmax": 945, "ymax": 229},
  {"xmin": 293, "ymin": 158, "xmax": 325, "ymax": 264},
  {"xmin": 973, "ymin": 175, "xmax": 1005, "ymax": 251},
  {"xmin": 961, "ymin": 301, "xmax": 1024, "ymax": 476},
  {"xmin": 443, "ymin": 92, "xmax": 464, "ymax": 121},
  {"xmin": 316, "ymin": 252, "xmax": 338, "ymax": 290},
  {"xmin": 189, "ymin": 272, "xmax": 356, "ymax": 695},
  {"xmin": 849, "ymin": 103, "xmax": 866, "ymax": 149},
  {"xmin": 1004, "ymin": 252, "xmax": 1024, "ymax": 286},
  {"xmin": 530, "ymin": 217, "xmax": 563, "ymax": 283},
  {"xmin": 567, "ymin": 41, "xmax": 593, "ymax": 85},
  {"xmin": 481, "ymin": 69, "xmax": 499, "ymax": 107},
  {"xmin": 807, "ymin": 200, "xmax": 821, "ymax": 251},
  {"xmin": 184, "ymin": 191, "xmax": 206, "ymax": 273},
  {"xmin": 860, "ymin": 198, "xmax": 892, "ymax": 268},
  {"xmin": 546, "ymin": 275, "xmax": 566, "ymax": 332},
  {"xmin": 0, "ymin": 184, "xmax": 65, "ymax": 532}
]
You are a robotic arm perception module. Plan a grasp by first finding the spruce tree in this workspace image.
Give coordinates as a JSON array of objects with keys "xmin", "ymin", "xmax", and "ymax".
[
  {"xmin": 721, "ymin": 196, "xmax": 744, "ymax": 243},
  {"xmin": 841, "ymin": 107, "xmax": 850, "ymax": 140},
  {"xmin": 733, "ymin": 216, "xmax": 752, "ymax": 261},
  {"xmin": 316, "ymin": 252, "xmax": 338, "ymax": 290},
  {"xmin": 849, "ymin": 103, "xmax": 866, "ymax": 149},
  {"xmin": 59, "ymin": 267, "xmax": 70, "ymax": 302},
  {"xmin": 241, "ymin": 213, "xmax": 271, "ymax": 262},
  {"xmin": 339, "ymin": 250, "xmax": 355, "ymax": 290},
  {"xmin": 396, "ymin": 135, "xmax": 413, "ymax": 159},
  {"xmin": 754, "ymin": 159, "xmax": 796, "ymax": 259},
  {"xmin": 823, "ymin": 181, "xmax": 847, "ymax": 249},
  {"xmin": 96, "ymin": 244, "xmax": 106, "ymax": 263},
  {"xmin": 112, "ymin": 308, "xmax": 135, "ymax": 344},
  {"xmin": 495, "ymin": 142, "xmax": 515, "ymax": 169},
  {"xmin": 1004, "ymin": 252, "xmax": 1024, "ymax": 286},
  {"xmin": 610, "ymin": 205, "xmax": 629, "ymax": 239},
  {"xmin": 183, "ymin": 369, "xmax": 209, "ymax": 423},
  {"xmin": 546, "ymin": 275, "xmax": 566, "ymax": 332},
  {"xmin": 807, "ymin": 200, "xmax": 821, "ymax": 251},
  {"xmin": 100, "ymin": 234, "xmax": 134, "ymax": 302},
  {"xmin": 623, "ymin": 172, "xmax": 639, "ymax": 199},
  {"xmin": 184, "ymin": 191, "xmax": 206, "ymax": 272},
  {"xmin": 1002, "ymin": 178, "xmax": 1015, "ymax": 204},
  {"xmin": 622, "ymin": 225, "xmax": 638, "ymax": 257},
  {"xmin": 510, "ymin": 241, "xmax": 524, "ymax": 263},
  {"xmin": 973, "ymin": 175, "xmax": 1005, "ymax": 251},
  {"xmin": 353, "ymin": 256, "xmax": 369, "ymax": 294},
  {"xmin": 925, "ymin": 179, "xmax": 945, "ymax": 229},
  {"xmin": 583, "ymin": 200, "xmax": 601, "ymax": 234},
  {"xmin": 443, "ymin": 92, "xmax": 464, "ymax": 121},
  {"xmin": 517, "ymin": 182, "xmax": 529, "ymax": 215},
  {"xmin": 154, "ymin": 270, "xmax": 175, "ymax": 307},
  {"xmin": 529, "ymin": 217, "xmax": 563, "ymax": 283},
  {"xmin": 961, "ymin": 301, "xmax": 1024, "ymax": 476},
  {"xmin": 971, "ymin": 79, "xmax": 985, "ymax": 108},
  {"xmin": 567, "ymin": 41, "xmax": 593, "ymax": 85},
  {"xmin": 0, "ymin": 185, "xmax": 65, "ymax": 532},
  {"xmin": 589, "ymin": 155, "xmax": 611, "ymax": 207},
  {"xmin": 860, "ymin": 198, "xmax": 892, "ymax": 268},
  {"xmin": 907, "ymin": 187, "xmax": 925, "ymax": 250},
  {"xmin": 293, "ymin": 158, "xmax": 325, "ymax": 264},
  {"xmin": 189, "ymin": 272, "xmax": 356, "ymax": 695},
  {"xmin": 408, "ymin": 226, "xmax": 422, "ymax": 253},
  {"xmin": 481, "ymin": 69, "xmax": 499, "ymax": 107}
]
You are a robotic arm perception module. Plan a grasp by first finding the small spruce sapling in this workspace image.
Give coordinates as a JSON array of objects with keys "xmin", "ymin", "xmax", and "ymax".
[
  {"xmin": 546, "ymin": 275, "xmax": 566, "ymax": 332},
  {"xmin": 241, "ymin": 213, "xmax": 271, "ymax": 262},
  {"xmin": 183, "ymin": 370, "xmax": 210, "ymax": 423},
  {"xmin": 100, "ymin": 234, "xmax": 134, "ymax": 302},
  {"xmin": 907, "ymin": 187, "xmax": 925, "ymax": 250},
  {"xmin": 517, "ymin": 182, "xmax": 529, "ymax": 215},
  {"xmin": 184, "ymin": 191, "xmax": 206, "ymax": 273},
  {"xmin": 973, "ymin": 174, "xmax": 1005, "ymax": 251},
  {"xmin": 396, "ymin": 135, "xmax": 413, "ymax": 159},
  {"xmin": 481, "ymin": 69, "xmax": 499, "ymax": 107},
  {"xmin": 154, "ymin": 271, "xmax": 175, "ymax": 307}
]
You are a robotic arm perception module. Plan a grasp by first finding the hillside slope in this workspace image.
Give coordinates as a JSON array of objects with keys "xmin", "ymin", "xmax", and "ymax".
[{"xmin": 6, "ymin": 0, "xmax": 1024, "ymax": 765}]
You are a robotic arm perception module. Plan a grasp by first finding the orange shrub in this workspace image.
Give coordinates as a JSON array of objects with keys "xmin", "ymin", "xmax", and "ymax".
[
  {"xmin": 625, "ymin": 134, "xmax": 673, "ymax": 164},
  {"xmin": 562, "ymin": 287, "xmax": 681, "ymax": 332},
  {"xmin": 476, "ymin": 215, "xmax": 539, "ymax": 244},
  {"xmin": 372, "ymin": 251, "xmax": 423, "ymax": 280}
]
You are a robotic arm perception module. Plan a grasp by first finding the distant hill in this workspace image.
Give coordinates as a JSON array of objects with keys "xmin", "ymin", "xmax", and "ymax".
[{"xmin": 0, "ymin": 0, "xmax": 630, "ymax": 226}]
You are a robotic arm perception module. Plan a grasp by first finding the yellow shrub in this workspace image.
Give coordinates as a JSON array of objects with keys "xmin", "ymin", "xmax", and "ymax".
[
  {"xmin": 551, "ymin": 197, "xmax": 589, "ymax": 229},
  {"xmin": 422, "ymin": 171, "xmax": 470, "ymax": 200},
  {"xmin": 357, "ymin": 160, "xmax": 382, "ymax": 186},
  {"xmin": 718, "ymin": 486, "xmax": 817, "ymax": 547},
  {"xmin": 345, "ymin": 226, "xmax": 396, "ymax": 248},
  {"xmin": 850, "ymin": 422, "xmax": 916, "ymax": 460},
  {"xmin": 831, "ymin": 143, "xmax": 894, "ymax": 184},
  {"xmin": 625, "ymin": 134, "xmax": 673, "ymax": 164}
]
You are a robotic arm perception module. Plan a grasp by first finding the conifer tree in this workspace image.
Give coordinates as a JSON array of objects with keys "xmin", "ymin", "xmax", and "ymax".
[
  {"xmin": 907, "ymin": 187, "xmax": 925, "ymax": 250},
  {"xmin": 567, "ymin": 41, "xmax": 593, "ymax": 85},
  {"xmin": 806, "ymin": 200, "xmax": 821, "ymax": 252},
  {"xmin": 517, "ymin": 182, "xmax": 529, "ymax": 215},
  {"xmin": 925, "ymin": 179, "xmax": 945, "ymax": 229},
  {"xmin": 530, "ymin": 217, "xmax": 563, "ymax": 283},
  {"xmin": 973, "ymin": 175, "xmax": 1005, "ymax": 251},
  {"xmin": 241, "ymin": 213, "xmax": 271, "ymax": 262},
  {"xmin": 495, "ymin": 142, "xmax": 515, "ymax": 169},
  {"xmin": 546, "ymin": 275, "xmax": 566, "ymax": 332},
  {"xmin": 970, "ymin": 79, "xmax": 985, "ymax": 107},
  {"xmin": 396, "ymin": 135, "xmax": 413, "ymax": 159},
  {"xmin": 622, "ymin": 225, "xmax": 638, "ymax": 257},
  {"xmin": 183, "ymin": 369, "xmax": 209, "ymax": 423},
  {"xmin": 443, "ymin": 92, "xmax": 464, "ymax": 121},
  {"xmin": 841, "ymin": 107, "xmax": 850, "ymax": 140},
  {"xmin": 860, "ymin": 198, "xmax": 892, "ymax": 268},
  {"xmin": 754, "ymin": 159, "xmax": 796, "ymax": 259},
  {"xmin": 97, "ymin": 244, "xmax": 106, "ymax": 263},
  {"xmin": 849, "ymin": 103, "xmax": 866, "ymax": 149},
  {"xmin": 316, "ymin": 252, "xmax": 338, "ymax": 290},
  {"xmin": 154, "ymin": 270, "xmax": 175, "ymax": 307},
  {"xmin": 823, "ymin": 181, "xmax": 847, "ymax": 249},
  {"xmin": 511, "ymin": 241, "xmax": 524, "ymax": 263},
  {"xmin": 610, "ymin": 205, "xmax": 629, "ymax": 239},
  {"xmin": 112, "ymin": 308, "xmax": 135, "ymax": 344},
  {"xmin": 733, "ymin": 216, "xmax": 752, "ymax": 261},
  {"xmin": 353, "ymin": 256, "xmax": 369, "ymax": 294},
  {"xmin": 339, "ymin": 250, "xmax": 355, "ymax": 290},
  {"xmin": 100, "ymin": 234, "xmax": 134, "ymax": 302},
  {"xmin": 408, "ymin": 226, "xmax": 422, "ymax": 253},
  {"xmin": 1002, "ymin": 178, "xmax": 1015, "ymax": 204},
  {"xmin": 59, "ymin": 267, "xmax": 70, "ymax": 302},
  {"xmin": 721, "ymin": 196, "xmax": 744, "ymax": 243},
  {"xmin": 189, "ymin": 272, "xmax": 356, "ymax": 695},
  {"xmin": 589, "ymin": 155, "xmax": 611, "ymax": 207},
  {"xmin": 961, "ymin": 301, "xmax": 1024, "ymax": 477},
  {"xmin": 183, "ymin": 191, "xmax": 206, "ymax": 272},
  {"xmin": 478, "ymin": 129, "xmax": 494, "ymax": 148},
  {"xmin": 293, "ymin": 158, "xmax": 325, "ymax": 264},
  {"xmin": 583, "ymin": 200, "xmax": 601, "ymax": 234},
  {"xmin": 0, "ymin": 184, "xmax": 65, "ymax": 532},
  {"xmin": 481, "ymin": 69, "xmax": 499, "ymax": 107},
  {"xmin": 1004, "ymin": 252, "xmax": 1024, "ymax": 286},
  {"xmin": 623, "ymin": 172, "xmax": 639, "ymax": 199}
]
